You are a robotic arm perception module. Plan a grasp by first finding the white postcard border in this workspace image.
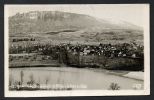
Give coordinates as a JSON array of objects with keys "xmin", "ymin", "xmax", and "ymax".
[{"xmin": 4, "ymin": 4, "xmax": 150, "ymax": 97}]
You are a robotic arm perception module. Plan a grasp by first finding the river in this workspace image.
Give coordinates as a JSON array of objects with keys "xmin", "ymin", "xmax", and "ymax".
[{"xmin": 9, "ymin": 67, "xmax": 143, "ymax": 90}]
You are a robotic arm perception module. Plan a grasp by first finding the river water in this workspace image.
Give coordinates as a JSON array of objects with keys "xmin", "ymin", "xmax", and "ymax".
[{"xmin": 9, "ymin": 67, "xmax": 143, "ymax": 90}]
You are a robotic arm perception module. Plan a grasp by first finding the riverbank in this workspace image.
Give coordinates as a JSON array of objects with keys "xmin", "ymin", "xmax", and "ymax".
[
  {"xmin": 9, "ymin": 59, "xmax": 144, "ymax": 81},
  {"xmin": 123, "ymin": 72, "xmax": 144, "ymax": 81},
  {"xmin": 9, "ymin": 52, "xmax": 144, "ymax": 81},
  {"xmin": 87, "ymin": 67, "xmax": 144, "ymax": 81},
  {"xmin": 9, "ymin": 64, "xmax": 61, "ymax": 68},
  {"xmin": 9, "ymin": 59, "xmax": 60, "ymax": 68}
]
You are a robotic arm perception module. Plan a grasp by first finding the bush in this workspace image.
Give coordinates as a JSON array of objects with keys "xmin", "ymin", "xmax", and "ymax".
[{"xmin": 108, "ymin": 82, "xmax": 120, "ymax": 90}]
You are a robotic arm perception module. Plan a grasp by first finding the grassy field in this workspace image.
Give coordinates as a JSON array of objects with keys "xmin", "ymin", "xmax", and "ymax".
[{"xmin": 9, "ymin": 54, "xmax": 60, "ymax": 68}]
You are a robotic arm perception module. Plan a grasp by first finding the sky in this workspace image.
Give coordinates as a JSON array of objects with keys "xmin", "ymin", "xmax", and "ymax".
[{"xmin": 5, "ymin": 4, "xmax": 149, "ymax": 27}]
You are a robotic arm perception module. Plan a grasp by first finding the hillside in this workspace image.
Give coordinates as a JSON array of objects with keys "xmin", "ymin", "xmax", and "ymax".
[{"xmin": 9, "ymin": 11, "xmax": 143, "ymax": 44}]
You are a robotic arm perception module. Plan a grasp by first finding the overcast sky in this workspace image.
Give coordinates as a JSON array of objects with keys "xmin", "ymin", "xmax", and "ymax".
[{"xmin": 5, "ymin": 4, "xmax": 149, "ymax": 27}]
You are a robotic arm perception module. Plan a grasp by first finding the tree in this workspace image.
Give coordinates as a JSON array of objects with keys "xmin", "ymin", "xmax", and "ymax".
[{"xmin": 20, "ymin": 71, "xmax": 24, "ymax": 86}]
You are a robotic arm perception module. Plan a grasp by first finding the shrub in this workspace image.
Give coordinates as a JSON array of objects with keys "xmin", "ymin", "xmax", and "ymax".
[{"xmin": 108, "ymin": 82, "xmax": 120, "ymax": 90}]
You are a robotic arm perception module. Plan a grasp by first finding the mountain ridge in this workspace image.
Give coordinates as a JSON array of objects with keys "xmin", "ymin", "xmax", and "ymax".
[
  {"xmin": 9, "ymin": 11, "xmax": 143, "ymax": 34},
  {"xmin": 9, "ymin": 11, "xmax": 143, "ymax": 44}
]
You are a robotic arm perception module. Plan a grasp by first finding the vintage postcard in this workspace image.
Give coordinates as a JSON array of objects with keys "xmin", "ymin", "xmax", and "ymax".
[{"xmin": 4, "ymin": 4, "xmax": 150, "ymax": 97}]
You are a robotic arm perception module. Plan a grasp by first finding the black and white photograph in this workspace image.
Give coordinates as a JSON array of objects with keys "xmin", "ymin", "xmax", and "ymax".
[{"xmin": 4, "ymin": 4, "xmax": 150, "ymax": 97}]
